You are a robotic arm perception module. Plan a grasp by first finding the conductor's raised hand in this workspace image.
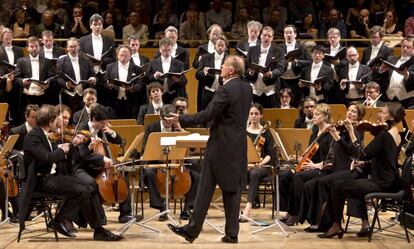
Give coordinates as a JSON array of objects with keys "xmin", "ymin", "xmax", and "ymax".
[{"xmin": 165, "ymin": 112, "xmax": 179, "ymax": 124}]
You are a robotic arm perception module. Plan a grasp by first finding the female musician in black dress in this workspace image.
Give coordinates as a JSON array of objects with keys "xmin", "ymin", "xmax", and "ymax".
[
  {"xmin": 318, "ymin": 102, "xmax": 404, "ymax": 239},
  {"xmin": 240, "ymin": 103, "xmax": 277, "ymax": 221},
  {"xmin": 299, "ymin": 103, "xmax": 365, "ymax": 232},
  {"xmin": 282, "ymin": 103, "xmax": 333, "ymax": 225}
]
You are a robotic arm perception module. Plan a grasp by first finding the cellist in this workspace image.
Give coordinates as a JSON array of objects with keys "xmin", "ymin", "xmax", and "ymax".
[{"xmin": 74, "ymin": 103, "xmax": 137, "ymax": 224}]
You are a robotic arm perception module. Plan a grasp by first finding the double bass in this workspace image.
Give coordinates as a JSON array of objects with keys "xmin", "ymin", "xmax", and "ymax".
[{"xmin": 93, "ymin": 133, "xmax": 129, "ymax": 205}]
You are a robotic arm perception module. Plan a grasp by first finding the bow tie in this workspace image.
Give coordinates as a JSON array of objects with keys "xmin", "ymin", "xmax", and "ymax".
[
  {"xmin": 161, "ymin": 57, "xmax": 171, "ymax": 63},
  {"xmin": 349, "ymin": 64, "xmax": 358, "ymax": 69},
  {"xmin": 31, "ymin": 57, "xmax": 39, "ymax": 62},
  {"xmin": 312, "ymin": 64, "xmax": 320, "ymax": 69},
  {"xmin": 260, "ymin": 48, "xmax": 269, "ymax": 54},
  {"xmin": 215, "ymin": 54, "xmax": 224, "ymax": 60},
  {"xmin": 5, "ymin": 47, "xmax": 12, "ymax": 51}
]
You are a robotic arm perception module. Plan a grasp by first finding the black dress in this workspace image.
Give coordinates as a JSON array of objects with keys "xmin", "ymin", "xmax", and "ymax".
[
  {"xmin": 330, "ymin": 130, "xmax": 401, "ymax": 223},
  {"xmin": 246, "ymin": 129, "xmax": 277, "ymax": 202}
]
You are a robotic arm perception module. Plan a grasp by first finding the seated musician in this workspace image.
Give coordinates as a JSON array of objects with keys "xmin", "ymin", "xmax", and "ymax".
[
  {"xmin": 294, "ymin": 97, "xmax": 316, "ymax": 129},
  {"xmin": 240, "ymin": 103, "xmax": 277, "ymax": 222},
  {"xmin": 136, "ymin": 82, "xmax": 164, "ymax": 125},
  {"xmin": 280, "ymin": 103, "xmax": 333, "ymax": 225},
  {"xmin": 319, "ymin": 102, "xmax": 404, "ymax": 239},
  {"xmin": 363, "ymin": 81, "xmax": 385, "ymax": 107},
  {"xmin": 75, "ymin": 103, "xmax": 137, "ymax": 224},
  {"xmin": 72, "ymin": 88, "xmax": 98, "ymax": 127},
  {"xmin": 22, "ymin": 104, "xmax": 123, "ymax": 240},
  {"xmin": 298, "ymin": 103, "xmax": 365, "ymax": 232},
  {"xmin": 142, "ymin": 104, "xmax": 199, "ymax": 221}
]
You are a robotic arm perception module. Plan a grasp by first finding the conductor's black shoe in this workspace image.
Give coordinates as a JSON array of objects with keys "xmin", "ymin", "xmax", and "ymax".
[
  {"xmin": 167, "ymin": 224, "xmax": 195, "ymax": 243},
  {"xmin": 179, "ymin": 210, "xmax": 191, "ymax": 220},
  {"xmin": 221, "ymin": 235, "xmax": 238, "ymax": 243},
  {"xmin": 52, "ymin": 218, "xmax": 76, "ymax": 238},
  {"xmin": 93, "ymin": 229, "xmax": 124, "ymax": 241}
]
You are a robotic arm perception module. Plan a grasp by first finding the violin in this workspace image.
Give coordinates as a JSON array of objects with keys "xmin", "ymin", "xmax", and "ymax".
[
  {"xmin": 253, "ymin": 121, "xmax": 271, "ymax": 155},
  {"xmin": 49, "ymin": 128, "xmax": 91, "ymax": 143},
  {"xmin": 333, "ymin": 120, "xmax": 388, "ymax": 135},
  {"xmin": 94, "ymin": 133, "xmax": 129, "ymax": 205}
]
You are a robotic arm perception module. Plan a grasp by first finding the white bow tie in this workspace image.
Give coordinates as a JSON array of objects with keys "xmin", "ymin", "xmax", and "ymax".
[
  {"xmin": 349, "ymin": 64, "xmax": 358, "ymax": 69},
  {"xmin": 260, "ymin": 48, "xmax": 268, "ymax": 54},
  {"xmin": 31, "ymin": 57, "xmax": 39, "ymax": 62},
  {"xmin": 5, "ymin": 47, "xmax": 12, "ymax": 51},
  {"xmin": 312, "ymin": 64, "xmax": 320, "ymax": 69}
]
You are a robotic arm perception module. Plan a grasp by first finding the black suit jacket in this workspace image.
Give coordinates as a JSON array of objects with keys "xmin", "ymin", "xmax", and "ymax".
[
  {"xmin": 56, "ymin": 54, "xmax": 96, "ymax": 91},
  {"xmin": 39, "ymin": 46, "xmax": 66, "ymax": 59},
  {"xmin": 147, "ymin": 57, "xmax": 188, "ymax": 101},
  {"xmin": 278, "ymin": 42, "xmax": 312, "ymax": 75},
  {"xmin": 9, "ymin": 123, "xmax": 28, "ymax": 151},
  {"xmin": 0, "ymin": 45, "xmax": 24, "ymax": 64},
  {"xmin": 155, "ymin": 45, "xmax": 190, "ymax": 70},
  {"xmin": 380, "ymin": 56, "xmax": 414, "ymax": 97},
  {"xmin": 192, "ymin": 43, "xmax": 210, "ymax": 69},
  {"xmin": 79, "ymin": 34, "xmax": 116, "ymax": 69},
  {"xmin": 15, "ymin": 56, "xmax": 54, "ymax": 88},
  {"xmin": 338, "ymin": 64, "xmax": 372, "ymax": 97},
  {"xmin": 130, "ymin": 54, "xmax": 150, "ymax": 67},
  {"xmin": 136, "ymin": 103, "xmax": 156, "ymax": 125},
  {"xmin": 300, "ymin": 63, "xmax": 334, "ymax": 102},
  {"xmin": 196, "ymin": 53, "xmax": 226, "ymax": 89},
  {"xmin": 236, "ymin": 38, "xmax": 260, "ymax": 57},
  {"xmin": 360, "ymin": 43, "xmax": 393, "ymax": 65},
  {"xmin": 72, "ymin": 107, "xmax": 89, "ymax": 127},
  {"xmin": 179, "ymin": 77, "xmax": 252, "ymax": 192},
  {"xmin": 245, "ymin": 44, "xmax": 285, "ymax": 90}
]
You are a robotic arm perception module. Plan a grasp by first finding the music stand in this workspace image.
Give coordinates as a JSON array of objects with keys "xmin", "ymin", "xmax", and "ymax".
[
  {"xmin": 138, "ymin": 132, "xmax": 188, "ymax": 227},
  {"xmin": 262, "ymin": 108, "xmax": 299, "ymax": 129},
  {"xmin": 108, "ymin": 119, "xmax": 138, "ymax": 126},
  {"xmin": 328, "ymin": 104, "xmax": 347, "ymax": 123},
  {"xmin": 0, "ymin": 103, "xmax": 8, "ymax": 128},
  {"xmin": 0, "ymin": 134, "xmax": 19, "ymax": 228},
  {"xmin": 277, "ymin": 128, "xmax": 312, "ymax": 156},
  {"xmin": 143, "ymin": 114, "xmax": 160, "ymax": 130}
]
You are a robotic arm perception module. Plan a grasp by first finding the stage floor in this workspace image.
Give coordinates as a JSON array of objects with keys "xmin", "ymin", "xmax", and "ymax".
[{"xmin": 1, "ymin": 201, "xmax": 412, "ymax": 249}]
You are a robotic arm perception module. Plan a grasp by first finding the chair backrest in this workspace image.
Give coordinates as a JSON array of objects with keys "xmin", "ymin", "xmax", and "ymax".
[{"xmin": 401, "ymin": 156, "xmax": 413, "ymax": 203}]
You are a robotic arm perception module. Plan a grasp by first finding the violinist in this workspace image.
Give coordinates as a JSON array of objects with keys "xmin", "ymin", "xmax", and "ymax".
[
  {"xmin": 299, "ymin": 103, "xmax": 365, "ymax": 232},
  {"xmin": 240, "ymin": 104, "xmax": 277, "ymax": 222},
  {"xmin": 281, "ymin": 103, "xmax": 333, "ymax": 226},
  {"xmin": 75, "ymin": 103, "xmax": 136, "ymax": 224},
  {"xmin": 142, "ymin": 104, "xmax": 199, "ymax": 221},
  {"xmin": 22, "ymin": 104, "xmax": 123, "ymax": 241},
  {"xmin": 319, "ymin": 102, "xmax": 404, "ymax": 239}
]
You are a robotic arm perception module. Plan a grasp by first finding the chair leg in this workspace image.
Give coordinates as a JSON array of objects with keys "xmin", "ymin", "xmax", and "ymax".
[
  {"xmin": 368, "ymin": 206, "xmax": 379, "ymax": 242},
  {"xmin": 401, "ymin": 210, "xmax": 411, "ymax": 243},
  {"xmin": 344, "ymin": 215, "xmax": 351, "ymax": 233},
  {"xmin": 263, "ymin": 184, "xmax": 267, "ymax": 208},
  {"xmin": 47, "ymin": 204, "xmax": 59, "ymax": 242},
  {"xmin": 17, "ymin": 224, "xmax": 24, "ymax": 242}
]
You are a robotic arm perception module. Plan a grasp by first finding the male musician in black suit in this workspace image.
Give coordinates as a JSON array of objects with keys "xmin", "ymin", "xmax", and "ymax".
[
  {"xmin": 196, "ymin": 35, "xmax": 228, "ymax": 110},
  {"xmin": 39, "ymin": 30, "xmax": 66, "ymax": 59},
  {"xmin": 379, "ymin": 37, "xmax": 414, "ymax": 108},
  {"xmin": 148, "ymin": 37, "xmax": 188, "ymax": 104},
  {"xmin": 75, "ymin": 103, "xmax": 137, "ymax": 224},
  {"xmin": 278, "ymin": 25, "xmax": 312, "ymax": 107},
  {"xmin": 104, "ymin": 45, "xmax": 145, "ymax": 118},
  {"xmin": 57, "ymin": 37, "xmax": 96, "ymax": 113},
  {"xmin": 9, "ymin": 104, "xmax": 38, "ymax": 151},
  {"xmin": 235, "ymin": 20, "xmax": 262, "ymax": 57},
  {"xmin": 299, "ymin": 45, "xmax": 334, "ymax": 104},
  {"xmin": 22, "ymin": 104, "xmax": 123, "ymax": 240},
  {"xmin": 79, "ymin": 14, "xmax": 116, "ymax": 72},
  {"xmin": 128, "ymin": 35, "xmax": 150, "ymax": 108},
  {"xmin": 246, "ymin": 26, "xmax": 284, "ymax": 108},
  {"xmin": 141, "ymin": 104, "xmax": 199, "ymax": 221},
  {"xmin": 0, "ymin": 28, "xmax": 25, "ymax": 125},
  {"xmin": 168, "ymin": 55, "xmax": 253, "ymax": 244},
  {"xmin": 338, "ymin": 47, "xmax": 372, "ymax": 104},
  {"xmin": 323, "ymin": 28, "xmax": 348, "ymax": 103},
  {"xmin": 294, "ymin": 97, "xmax": 316, "ymax": 129},
  {"xmin": 14, "ymin": 36, "xmax": 55, "ymax": 122},
  {"xmin": 136, "ymin": 82, "xmax": 164, "ymax": 125},
  {"xmin": 155, "ymin": 26, "xmax": 190, "ymax": 70},
  {"xmin": 72, "ymin": 88, "xmax": 97, "ymax": 127}
]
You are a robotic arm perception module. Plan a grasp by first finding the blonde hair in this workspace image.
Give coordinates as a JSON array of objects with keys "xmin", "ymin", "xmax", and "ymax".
[{"xmin": 314, "ymin": 103, "xmax": 332, "ymax": 124}]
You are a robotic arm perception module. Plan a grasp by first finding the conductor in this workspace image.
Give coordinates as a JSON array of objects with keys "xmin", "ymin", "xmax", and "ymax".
[{"xmin": 167, "ymin": 55, "xmax": 252, "ymax": 243}]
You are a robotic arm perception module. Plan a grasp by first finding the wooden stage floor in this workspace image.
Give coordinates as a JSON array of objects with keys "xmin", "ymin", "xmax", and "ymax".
[{"xmin": 1, "ymin": 201, "xmax": 413, "ymax": 249}]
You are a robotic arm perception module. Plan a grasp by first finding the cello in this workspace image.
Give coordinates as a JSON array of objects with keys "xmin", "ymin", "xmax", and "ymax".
[{"xmin": 93, "ymin": 132, "xmax": 129, "ymax": 205}]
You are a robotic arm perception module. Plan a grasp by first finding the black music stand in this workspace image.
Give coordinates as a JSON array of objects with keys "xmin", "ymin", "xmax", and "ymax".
[{"xmin": 0, "ymin": 134, "xmax": 19, "ymax": 228}]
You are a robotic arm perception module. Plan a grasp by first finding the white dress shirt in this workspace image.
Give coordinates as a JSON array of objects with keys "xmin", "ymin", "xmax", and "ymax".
[
  {"xmin": 152, "ymin": 101, "xmax": 163, "ymax": 115},
  {"xmin": 25, "ymin": 55, "xmax": 44, "ymax": 96},
  {"xmin": 44, "ymin": 47, "xmax": 54, "ymax": 59},
  {"xmin": 66, "ymin": 54, "xmax": 83, "ymax": 96},
  {"xmin": 251, "ymin": 45, "xmax": 275, "ymax": 96},
  {"xmin": 117, "ymin": 62, "xmax": 129, "ymax": 100},
  {"xmin": 131, "ymin": 53, "xmax": 141, "ymax": 66},
  {"xmin": 42, "ymin": 128, "xmax": 57, "ymax": 175},
  {"xmin": 4, "ymin": 45, "xmax": 15, "ymax": 65},
  {"xmin": 161, "ymin": 56, "xmax": 172, "ymax": 93},
  {"xmin": 387, "ymin": 57, "xmax": 414, "ymax": 100},
  {"xmin": 309, "ymin": 62, "xmax": 322, "ymax": 100},
  {"xmin": 370, "ymin": 42, "xmax": 382, "ymax": 61},
  {"xmin": 205, "ymin": 52, "xmax": 223, "ymax": 92},
  {"xmin": 346, "ymin": 62, "xmax": 363, "ymax": 99}
]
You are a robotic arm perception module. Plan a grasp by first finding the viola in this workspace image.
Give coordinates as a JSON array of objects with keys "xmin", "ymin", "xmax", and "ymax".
[
  {"xmin": 49, "ymin": 128, "xmax": 91, "ymax": 143},
  {"xmin": 253, "ymin": 121, "xmax": 271, "ymax": 155}
]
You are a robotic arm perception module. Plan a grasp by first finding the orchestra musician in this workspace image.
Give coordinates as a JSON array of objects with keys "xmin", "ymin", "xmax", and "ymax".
[
  {"xmin": 136, "ymin": 82, "xmax": 164, "ymax": 125},
  {"xmin": 319, "ymin": 102, "xmax": 404, "ymax": 239},
  {"xmin": 363, "ymin": 81, "xmax": 385, "ymax": 107},
  {"xmin": 196, "ymin": 35, "xmax": 228, "ymax": 110},
  {"xmin": 281, "ymin": 103, "xmax": 333, "ymax": 226},
  {"xmin": 104, "ymin": 44, "xmax": 145, "ymax": 119},
  {"xmin": 72, "ymin": 88, "xmax": 98, "ymax": 127},
  {"xmin": 141, "ymin": 104, "xmax": 199, "ymax": 221},
  {"xmin": 56, "ymin": 37, "xmax": 96, "ymax": 113},
  {"xmin": 21, "ymin": 104, "xmax": 123, "ymax": 240},
  {"xmin": 240, "ymin": 103, "xmax": 277, "ymax": 222},
  {"xmin": 298, "ymin": 103, "xmax": 365, "ymax": 232},
  {"xmin": 294, "ymin": 97, "xmax": 317, "ymax": 129},
  {"xmin": 167, "ymin": 55, "xmax": 252, "ymax": 244},
  {"xmin": 245, "ymin": 26, "xmax": 284, "ymax": 108}
]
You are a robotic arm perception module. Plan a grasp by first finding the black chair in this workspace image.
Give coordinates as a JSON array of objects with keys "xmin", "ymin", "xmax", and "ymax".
[
  {"xmin": 364, "ymin": 156, "xmax": 414, "ymax": 243},
  {"xmin": 17, "ymin": 158, "xmax": 62, "ymax": 242},
  {"xmin": 256, "ymin": 174, "xmax": 276, "ymax": 219}
]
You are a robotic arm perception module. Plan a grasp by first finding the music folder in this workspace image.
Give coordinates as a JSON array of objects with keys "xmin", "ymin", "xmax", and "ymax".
[
  {"xmin": 342, "ymin": 72, "xmax": 372, "ymax": 86},
  {"xmin": 82, "ymin": 46, "xmax": 113, "ymax": 64},
  {"xmin": 160, "ymin": 68, "xmax": 192, "ymax": 78},
  {"xmin": 381, "ymin": 57, "xmax": 414, "ymax": 71},
  {"xmin": 27, "ymin": 75, "xmax": 59, "ymax": 86},
  {"xmin": 246, "ymin": 58, "xmax": 278, "ymax": 74},
  {"xmin": 207, "ymin": 68, "xmax": 221, "ymax": 74},
  {"xmin": 324, "ymin": 47, "xmax": 346, "ymax": 61},
  {"xmin": 236, "ymin": 47, "xmax": 248, "ymax": 56},
  {"xmin": 1, "ymin": 60, "xmax": 16, "ymax": 71},
  {"xmin": 61, "ymin": 73, "xmax": 89, "ymax": 85},
  {"xmin": 299, "ymin": 76, "xmax": 326, "ymax": 87},
  {"xmin": 285, "ymin": 48, "xmax": 302, "ymax": 60},
  {"xmin": 109, "ymin": 73, "xmax": 145, "ymax": 88}
]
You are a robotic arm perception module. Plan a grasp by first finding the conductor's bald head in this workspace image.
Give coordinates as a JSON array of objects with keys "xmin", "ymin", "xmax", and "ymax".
[{"xmin": 221, "ymin": 55, "xmax": 245, "ymax": 80}]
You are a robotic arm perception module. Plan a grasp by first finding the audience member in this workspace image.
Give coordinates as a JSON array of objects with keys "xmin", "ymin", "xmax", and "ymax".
[
  {"xmin": 122, "ymin": 12, "xmax": 149, "ymax": 47},
  {"xmin": 230, "ymin": 7, "xmax": 250, "ymax": 40},
  {"xmin": 179, "ymin": 9, "xmax": 207, "ymax": 48},
  {"xmin": 206, "ymin": 0, "xmax": 232, "ymax": 31}
]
